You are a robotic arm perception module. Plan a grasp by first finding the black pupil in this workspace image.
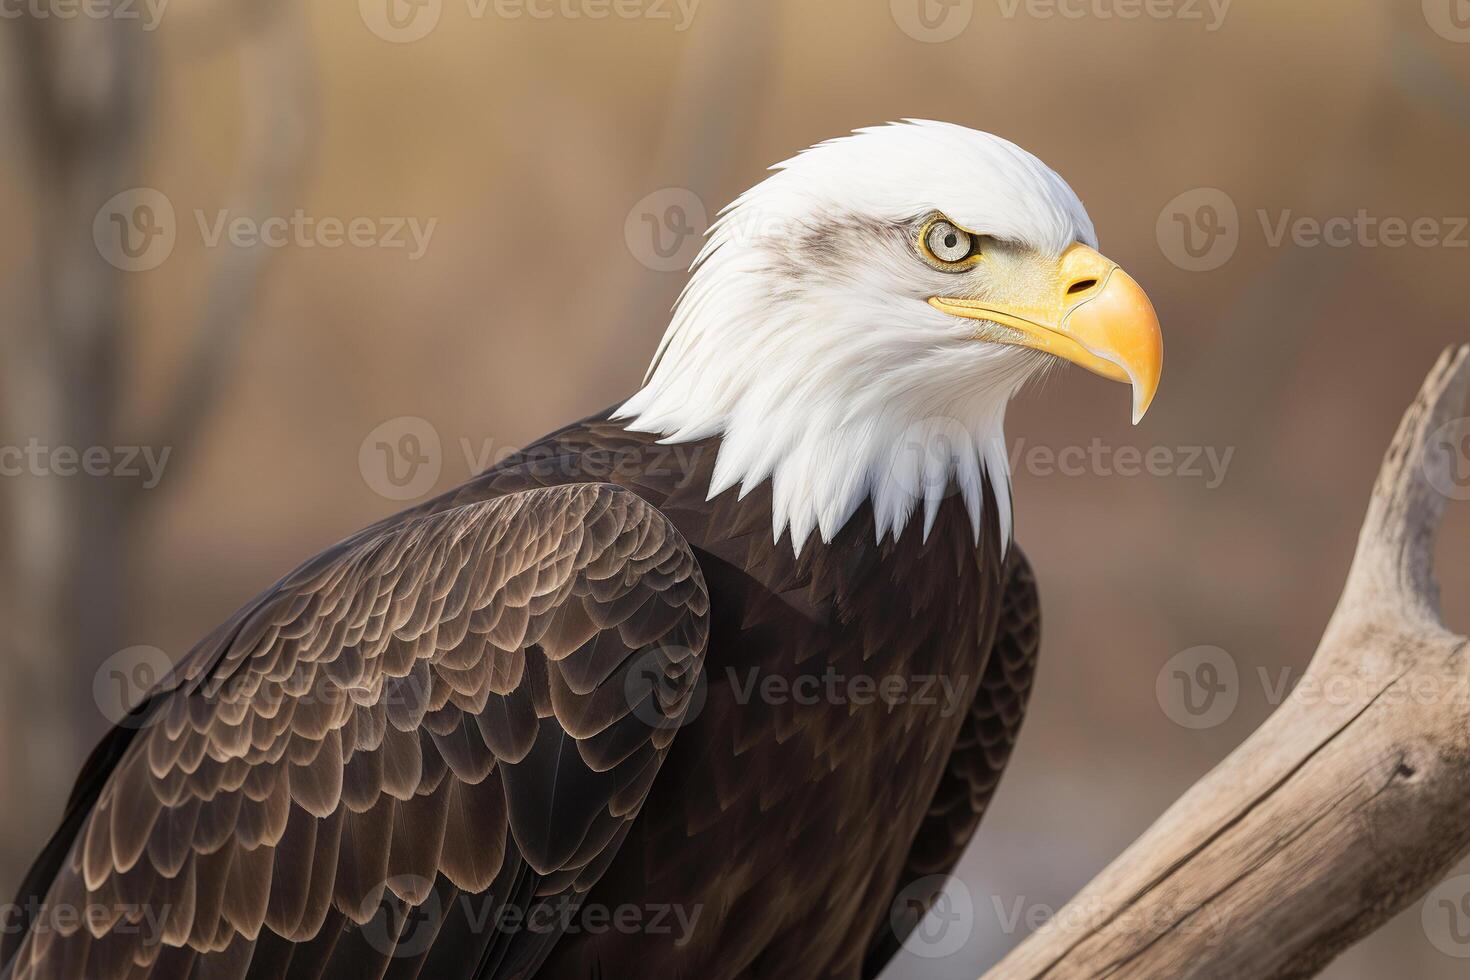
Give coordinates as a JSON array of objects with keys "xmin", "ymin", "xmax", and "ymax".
[{"xmin": 944, "ymin": 233, "xmax": 958, "ymax": 249}]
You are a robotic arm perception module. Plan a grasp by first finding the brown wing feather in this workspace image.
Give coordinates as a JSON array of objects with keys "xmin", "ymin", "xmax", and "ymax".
[
  {"xmin": 862, "ymin": 546, "xmax": 1041, "ymax": 978},
  {"xmin": 4, "ymin": 484, "xmax": 708, "ymax": 980}
]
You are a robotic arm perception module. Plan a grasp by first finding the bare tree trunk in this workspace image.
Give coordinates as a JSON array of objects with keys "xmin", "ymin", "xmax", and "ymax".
[
  {"xmin": 0, "ymin": 8, "xmax": 148, "ymax": 891},
  {"xmin": 0, "ymin": 0, "xmax": 312, "ymax": 894},
  {"xmin": 981, "ymin": 344, "xmax": 1470, "ymax": 979}
]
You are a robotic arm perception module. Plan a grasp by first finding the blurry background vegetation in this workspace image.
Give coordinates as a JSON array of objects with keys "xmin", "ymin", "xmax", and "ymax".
[{"xmin": 1, "ymin": 0, "xmax": 1469, "ymax": 976}]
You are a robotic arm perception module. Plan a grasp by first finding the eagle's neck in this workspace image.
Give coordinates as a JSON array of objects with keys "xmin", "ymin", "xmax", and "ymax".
[{"xmin": 613, "ymin": 304, "xmax": 1021, "ymax": 556}]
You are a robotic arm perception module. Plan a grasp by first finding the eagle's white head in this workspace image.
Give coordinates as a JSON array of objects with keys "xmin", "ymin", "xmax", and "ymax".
[{"xmin": 616, "ymin": 120, "xmax": 1163, "ymax": 554}]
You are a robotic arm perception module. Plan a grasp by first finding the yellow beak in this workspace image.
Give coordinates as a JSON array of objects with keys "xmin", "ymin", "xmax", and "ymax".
[{"xmin": 928, "ymin": 243, "xmax": 1163, "ymax": 424}]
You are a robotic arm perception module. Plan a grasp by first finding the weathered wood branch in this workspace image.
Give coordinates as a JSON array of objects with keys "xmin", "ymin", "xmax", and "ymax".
[{"xmin": 982, "ymin": 344, "xmax": 1470, "ymax": 980}]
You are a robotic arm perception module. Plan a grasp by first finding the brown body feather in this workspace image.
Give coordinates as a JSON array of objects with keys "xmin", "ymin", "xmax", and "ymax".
[{"xmin": 2, "ymin": 411, "xmax": 1039, "ymax": 980}]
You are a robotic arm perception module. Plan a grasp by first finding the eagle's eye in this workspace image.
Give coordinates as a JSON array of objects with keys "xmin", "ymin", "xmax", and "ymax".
[{"xmin": 919, "ymin": 217, "xmax": 981, "ymax": 270}]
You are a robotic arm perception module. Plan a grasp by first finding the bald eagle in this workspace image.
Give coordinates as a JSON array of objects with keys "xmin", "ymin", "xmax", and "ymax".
[{"xmin": 1, "ymin": 121, "xmax": 1161, "ymax": 980}]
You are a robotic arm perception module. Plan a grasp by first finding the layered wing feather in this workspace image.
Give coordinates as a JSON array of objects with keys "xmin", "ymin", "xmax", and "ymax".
[{"xmin": 4, "ymin": 484, "xmax": 708, "ymax": 980}]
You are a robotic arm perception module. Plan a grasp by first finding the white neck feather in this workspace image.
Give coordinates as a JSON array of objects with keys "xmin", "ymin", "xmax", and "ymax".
[{"xmin": 613, "ymin": 240, "xmax": 1029, "ymax": 555}]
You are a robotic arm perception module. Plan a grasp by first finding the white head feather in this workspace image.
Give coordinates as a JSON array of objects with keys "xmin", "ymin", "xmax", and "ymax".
[{"xmin": 615, "ymin": 120, "xmax": 1097, "ymax": 554}]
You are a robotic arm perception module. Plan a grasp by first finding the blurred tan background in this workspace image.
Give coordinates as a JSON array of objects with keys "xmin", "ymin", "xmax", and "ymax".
[{"xmin": 2, "ymin": 0, "xmax": 1469, "ymax": 975}]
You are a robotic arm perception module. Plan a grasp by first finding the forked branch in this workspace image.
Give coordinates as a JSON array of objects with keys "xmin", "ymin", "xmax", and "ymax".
[{"xmin": 982, "ymin": 345, "xmax": 1470, "ymax": 980}]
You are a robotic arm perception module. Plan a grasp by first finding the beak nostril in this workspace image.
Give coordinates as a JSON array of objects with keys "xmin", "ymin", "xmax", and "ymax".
[{"xmin": 1067, "ymin": 278, "xmax": 1099, "ymax": 296}]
